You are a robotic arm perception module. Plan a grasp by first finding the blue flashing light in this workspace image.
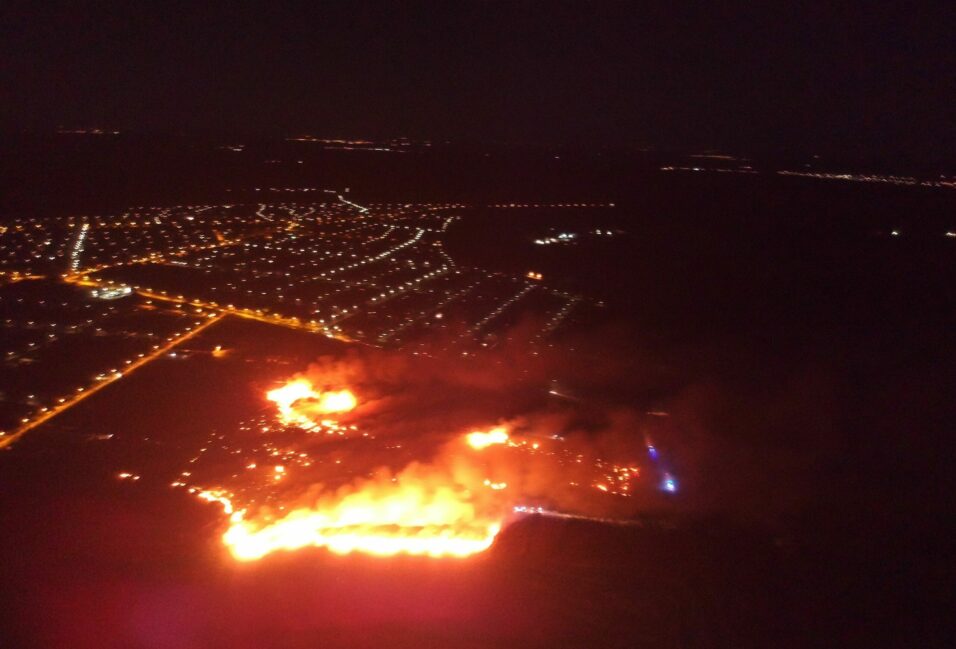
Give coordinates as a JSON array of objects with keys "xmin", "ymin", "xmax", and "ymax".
[
  {"xmin": 647, "ymin": 445, "xmax": 659, "ymax": 460},
  {"xmin": 661, "ymin": 474, "xmax": 677, "ymax": 493}
]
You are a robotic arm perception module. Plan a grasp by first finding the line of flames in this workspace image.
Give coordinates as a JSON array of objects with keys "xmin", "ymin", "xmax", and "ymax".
[{"xmin": 198, "ymin": 379, "xmax": 511, "ymax": 561}]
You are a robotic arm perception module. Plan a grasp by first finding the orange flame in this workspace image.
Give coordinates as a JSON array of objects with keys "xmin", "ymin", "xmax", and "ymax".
[
  {"xmin": 315, "ymin": 390, "xmax": 358, "ymax": 413},
  {"xmin": 196, "ymin": 410, "xmax": 513, "ymax": 561},
  {"xmin": 266, "ymin": 378, "xmax": 357, "ymax": 430},
  {"xmin": 192, "ymin": 376, "xmax": 648, "ymax": 562},
  {"xmin": 465, "ymin": 426, "xmax": 509, "ymax": 450},
  {"xmin": 221, "ymin": 486, "xmax": 501, "ymax": 560},
  {"xmin": 212, "ymin": 456, "xmax": 506, "ymax": 560}
]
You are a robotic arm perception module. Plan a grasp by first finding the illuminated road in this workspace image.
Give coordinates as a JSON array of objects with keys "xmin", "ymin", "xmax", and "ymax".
[
  {"xmin": 129, "ymin": 287, "xmax": 359, "ymax": 344},
  {"xmin": 0, "ymin": 312, "xmax": 226, "ymax": 450},
  {"xmin": 3, "ymin": 267, "xmax": 365, "ymax": 451},
  {"xmin": 63, "ymin": 235, "xmax": 250, "ymax": 283},
  {"xmin": 66, "ymin": 273, "xmax": 366, "ymax": 350},
  {"xmin": 0, "ymin": 271, "xmax": 45, "ymax": 286},
  {"xmin": 0, "ymin": 195, "xmax": 603, "ymax": 461}
]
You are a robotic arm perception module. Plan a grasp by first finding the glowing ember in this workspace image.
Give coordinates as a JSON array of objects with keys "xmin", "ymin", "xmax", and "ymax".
[
  {"xmin": 465, "ymin": 427, "xmax": 509, "ymax": 450},
  {"xmin": 198, "ymin": 489, "xmax": 239, "ymax": 519}
]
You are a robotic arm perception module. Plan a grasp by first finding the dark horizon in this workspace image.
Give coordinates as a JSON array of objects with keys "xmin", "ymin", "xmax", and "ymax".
[{"xmin": 2, "ymin": 2, "xmax": 954, "ymax": 166}]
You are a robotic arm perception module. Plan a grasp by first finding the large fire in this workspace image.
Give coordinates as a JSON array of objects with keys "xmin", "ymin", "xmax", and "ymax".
[
  {"xmin": 183, "ymin": 376, "xmax": 660, "ymax": 562},
  {"xmin": 194, "ymin": 381, "xmax": 510, "ymax": 560},
  {"xmin": 266, "ymin": 378, "xmax": 357, "ymax": 431},
  {"xmin": 209, "ymin": 432, "xmax": 510, "ymax": 560},
  {"xmin": 215, "ymin": 469, "xmax": 503, "ymax": 560}
]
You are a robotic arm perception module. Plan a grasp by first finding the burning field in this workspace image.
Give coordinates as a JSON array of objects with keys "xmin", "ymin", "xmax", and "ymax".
[{"xmin": 172, "ymin": 347, "xmax": 680, "ymax": 563}]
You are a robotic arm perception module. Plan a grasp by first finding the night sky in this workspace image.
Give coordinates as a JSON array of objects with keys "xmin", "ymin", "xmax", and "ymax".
[{"xmin": 2, "ymin": 1, "xmax": 953, "ymax": 162}]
